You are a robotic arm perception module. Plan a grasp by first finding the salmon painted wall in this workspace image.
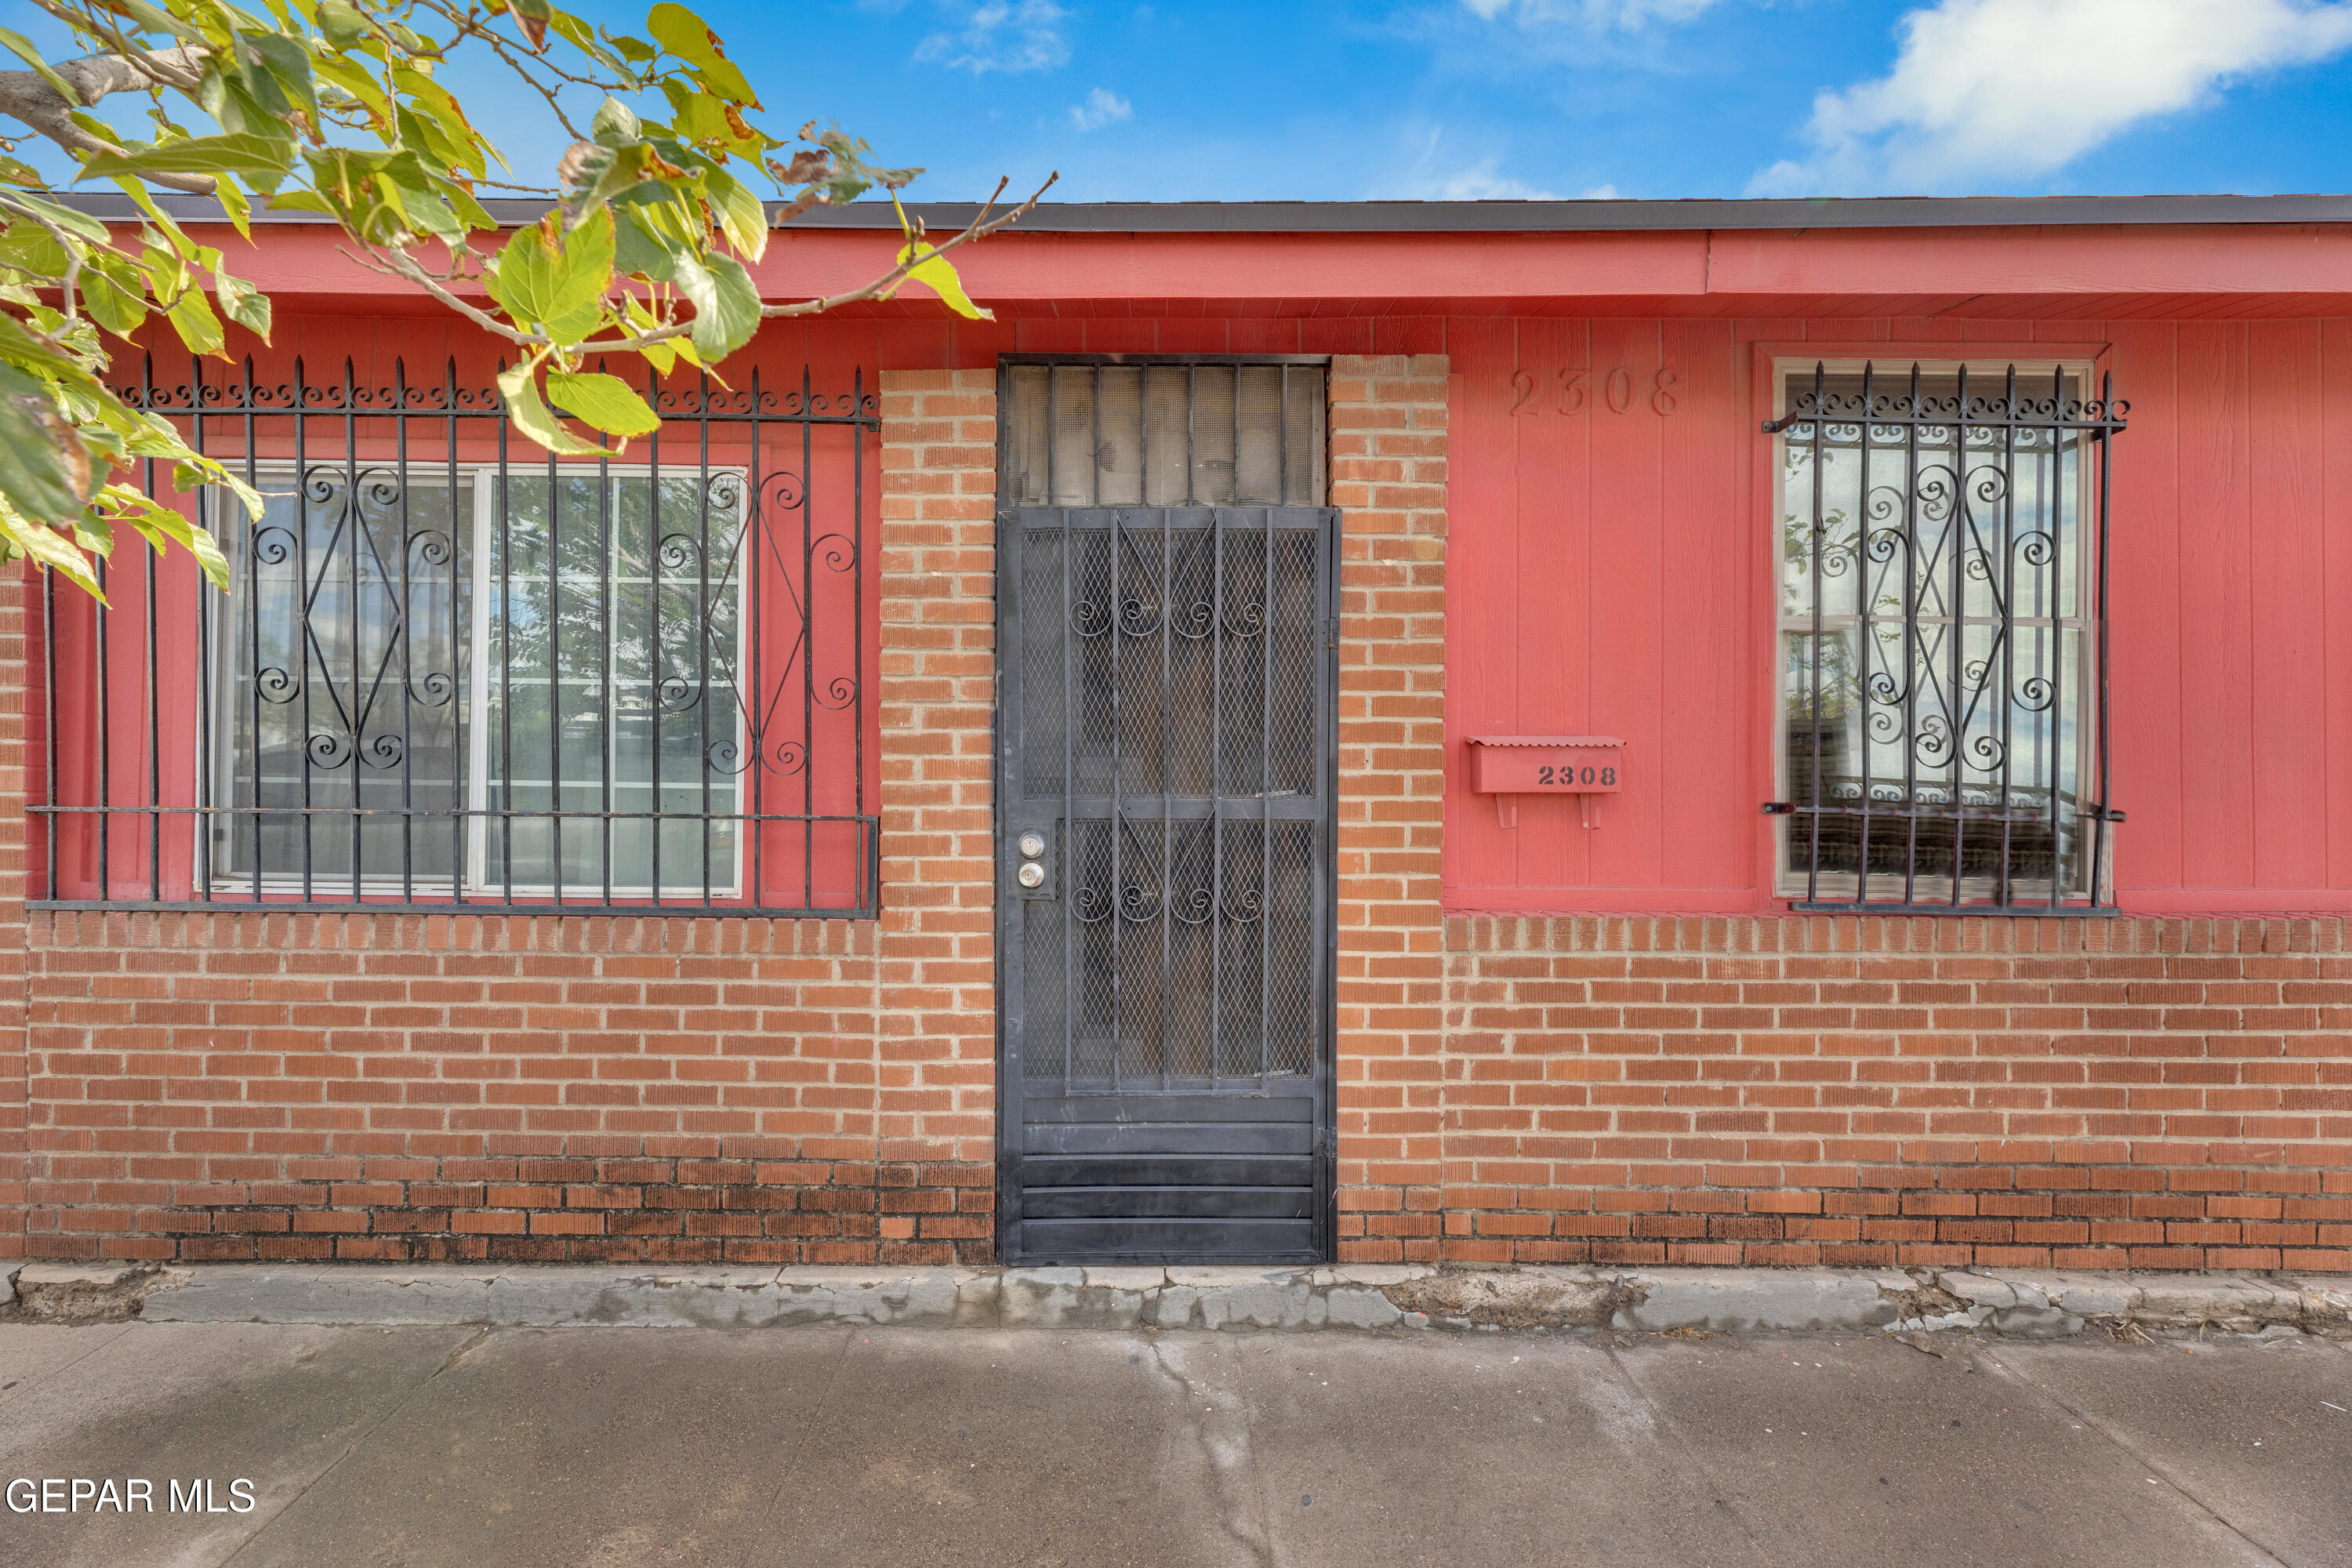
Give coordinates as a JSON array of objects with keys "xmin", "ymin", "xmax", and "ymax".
[
  {"xmin": 1433, "ymin": 314, "xmax": 2352, "ymax": 917},
  {"xmin": 879, "ymin": 307, "xmax": 2352, "ymax": 917},
  {"xmin": 89, "ymin": 304, "xmax": 2352, "ymax": 916}
]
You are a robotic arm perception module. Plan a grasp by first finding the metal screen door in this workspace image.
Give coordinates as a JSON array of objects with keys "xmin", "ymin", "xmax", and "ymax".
[{"xmin": 995, "ymin": 358, "xmax": 1337, "ymax": 1265}]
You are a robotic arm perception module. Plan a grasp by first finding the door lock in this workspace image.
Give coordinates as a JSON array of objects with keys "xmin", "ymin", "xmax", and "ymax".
[{"xmin": 1013, "ymin": 829, "xmax": 1053, "ymax": 898}]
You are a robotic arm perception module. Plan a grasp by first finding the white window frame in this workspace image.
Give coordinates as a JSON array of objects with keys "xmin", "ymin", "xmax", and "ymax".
[
  {"xmin": 201, "ymin": 462, "xmax": 750, "ymax": 902},
  {"xmin": 1769, "ymin": 355, "xmax": 2100, "ymax": 904}
]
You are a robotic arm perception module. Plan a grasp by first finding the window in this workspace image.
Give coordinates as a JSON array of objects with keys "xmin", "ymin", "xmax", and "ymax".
[
  {"xmin": 209, "ymin": 466, "xmax": 748, "ymax": 900},
  {"xmin": 1766, "ymin": 359, "xmax": 2124, "ymax": 911},
  {"xmin": 34, "ymin": 355, "xmax": 879, "ymax": 916}
]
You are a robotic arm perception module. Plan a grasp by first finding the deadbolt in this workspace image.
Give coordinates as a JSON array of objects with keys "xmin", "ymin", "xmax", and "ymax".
[{"xmin": 1017, "ymin": 831, "xmax": 1047, "ymax": 858}]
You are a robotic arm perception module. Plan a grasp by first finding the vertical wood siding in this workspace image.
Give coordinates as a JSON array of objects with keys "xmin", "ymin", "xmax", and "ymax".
[
  {"xmin": 1439, "ymin": 314, "xmax": 2352, "ymax": 915},
  {"xmin": 93, "ymin": 307, "xmax": 2352, "ymax": 916}
]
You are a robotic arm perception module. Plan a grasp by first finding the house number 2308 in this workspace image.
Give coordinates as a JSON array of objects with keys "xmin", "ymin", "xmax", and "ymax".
[{"xmin": 1509, "ymin": 367, "xmax": 1680, "ymax": 416}]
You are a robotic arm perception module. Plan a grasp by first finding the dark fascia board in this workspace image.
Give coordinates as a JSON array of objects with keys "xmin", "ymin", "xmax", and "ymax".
[{"xmin": 40, "ymin": 190, "xmax": 2352, "ymax": 233}]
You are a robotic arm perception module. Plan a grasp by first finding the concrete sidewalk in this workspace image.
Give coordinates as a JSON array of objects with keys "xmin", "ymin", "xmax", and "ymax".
[{"xmin": 1, "ymin": 1319, "xmax": 2349, "ymax": 1566}]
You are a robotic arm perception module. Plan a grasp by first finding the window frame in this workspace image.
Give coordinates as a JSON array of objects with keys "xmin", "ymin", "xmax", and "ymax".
[
  {"xmin": 460, "ymin": 464, "xmax": 751, "ymax": 902},
  {"xmin": 1754, "ymin": 342, "xmax": 2124, "ymax": 915},
  {"xmin": 32, "ymin": 350, "xmax": 882, "ymax": 919},
  {"xmin": 198, "ymin": 461, "xmax": 753, "ymax": 903}
]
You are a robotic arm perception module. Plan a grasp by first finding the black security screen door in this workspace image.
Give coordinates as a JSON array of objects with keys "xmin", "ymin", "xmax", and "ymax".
[{"xmin": 995, "ymin": 358, "xmax": 1338, "ymax": 1265}]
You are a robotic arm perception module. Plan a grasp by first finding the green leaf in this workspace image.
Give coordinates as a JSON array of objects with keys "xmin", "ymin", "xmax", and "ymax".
[
  {"xmin": 545, "ymin": 370, "xmax": 660, "ymax": 438},
  {"xmin": 215, "ymin": 176, "xmax": 254, "ymax": 239},
  {"xmin": 106, "ymin": 487, "xmax": 231, "ymax": 590},
  {"xmin": 497, "ymin": 361, "xmax": 616, "ymax": 456},
  {"xmin": 548, "ymin": 13, "xmax": 630, "ymax": 75},
  {"xmin": 561, "ymin": 142, "xmax": 672, "ymax": 217},
  {"xmin": 702, "ymin": 166, "xmax": 768, "ymax": 262},
  {"xmin": 103, "ymin": 0, "xmax": 201, "ymax": 40},
  {"xmin": 0, "ymin": 313, "xmax": 105, "ymax": 390},
  {"xmin": 0, "ymin": 503, "xmax": 106, "ymax": 600},
  {"xmin": 79, "ymin": 132, "xmax": 296, "ymax": 188},
  {"xmin": 241, "ymin": 31, "xmax": 319, "ymax": 118},
  {"xmin": 5, "ymin": 190, "xmax": 110, "ymax": 244},
  {"xmin": 317, "ymin": 0, "xmax": 367, "ymax": 49},
  {"xmin": 671, "ymin": 249, "xmax": 759, "ymax": 359},
  {"xmin": 78, "ymin": 263, "xmax": 147, "ymax": 336},
  {"xmin": 225, "ymin": 33, "xmax": 293, "ymax": 121},
  {"xmin": 591, "ymin": 94, "xmax": 640, "ymax": 145},
  {"xmin": 165, "ymin": 284, "xmax": 227, "ymax": 357},
  {"xmin": 612, "ymin": 204, "xmax": 677, "ymax": 281},
  {"xmin": 0, "ymin": 364, "xmax": 93, "ymax": 521},
  {"xmin": 213, "ymin": 270, "xmax": 273, "ymax": 339},
  {"xmin": 0, "ymin": 28, "xmax": 84, "ymax": 113},
  {"xmin": 620, "ymin": 293, "xmax": 677, "ymax": 375},
  {"xmin": 510, "ymin": 0, "xmax": 553, "ymax": 50},
  {"xmin": 646, "ymin": 3, "xmax": 759, "ymax": 105},
  {"xmin": 893, "ymin": 241, "xmax": 990, "ymax": 321},
  {"xmin": 485, "ymin": 208, "xmax": 613, "ymax": 341}
]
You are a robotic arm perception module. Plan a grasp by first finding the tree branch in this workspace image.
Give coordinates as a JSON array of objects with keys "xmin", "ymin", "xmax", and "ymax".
[
  {"xmin": 758, "ymin": 171, "xmax": 1056, "ymax": 320},
  {"xmin": 0, "ymin": 45, "xmax": 216, "ymax": 194},
  {"xmin": 346, "ymin": 242, "xmax": 548, "ymax": 348}
]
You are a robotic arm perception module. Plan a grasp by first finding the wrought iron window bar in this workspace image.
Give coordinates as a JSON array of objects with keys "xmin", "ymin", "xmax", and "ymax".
[
  {"xmin": 1763, "ymin": 360, "xmax": 2126, "ymax": 914},
  {"xmin": 32, "ymin": 353, "xmax": 880, "ymax": 918}
]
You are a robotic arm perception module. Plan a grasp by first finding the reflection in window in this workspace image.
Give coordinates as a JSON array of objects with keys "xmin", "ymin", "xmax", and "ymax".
[
  {"xmin": 211, "ymin": 467, "xmax": 745, "ymax": 898},
  {"xmin": 1773, "ymin": 361, "xmax": 2116, "ymax": 908}
]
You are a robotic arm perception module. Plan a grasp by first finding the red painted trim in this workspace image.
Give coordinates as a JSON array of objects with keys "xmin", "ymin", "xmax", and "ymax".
[{"xmin": 165, "ymin": 223, "xmax": 2352, "ymax": 314}]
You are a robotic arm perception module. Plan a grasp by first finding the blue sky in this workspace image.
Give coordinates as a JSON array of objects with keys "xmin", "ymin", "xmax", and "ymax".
[
  {"xmin": 692, "ymin": 0, "xmax": 2352, "ymax": 202},
  {"xmin": 14, "ymin": 0, "xmax": 2352, "ymax": 201}
]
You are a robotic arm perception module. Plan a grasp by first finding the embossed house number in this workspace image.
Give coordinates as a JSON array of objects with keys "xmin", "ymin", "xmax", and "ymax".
[{"xmin": 1509, "ymin": 366, "xmax": 1680, "ymax": 416}]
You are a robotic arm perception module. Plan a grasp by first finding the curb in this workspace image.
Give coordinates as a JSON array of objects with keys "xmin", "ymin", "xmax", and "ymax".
[{"xmin": 6, "ymin": 1261, "xmax": 2348, "ymax": 1338}]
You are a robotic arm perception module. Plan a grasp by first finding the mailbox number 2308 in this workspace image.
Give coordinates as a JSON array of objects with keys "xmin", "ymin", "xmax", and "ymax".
[{"xmin": 1537, "ymin": 764, "xmax": 1616, "ymax": 787}]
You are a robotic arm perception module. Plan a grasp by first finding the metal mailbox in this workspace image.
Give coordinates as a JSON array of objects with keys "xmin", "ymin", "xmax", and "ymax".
[{"xmin": 1465, "ymin": 735, "xmax": 1624, "ymax": 829}]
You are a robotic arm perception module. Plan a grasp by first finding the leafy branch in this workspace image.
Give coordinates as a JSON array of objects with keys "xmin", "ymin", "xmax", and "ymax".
[{"xmin": 0, "ymin": 0, "xmax": 1051, "ymax": 594}]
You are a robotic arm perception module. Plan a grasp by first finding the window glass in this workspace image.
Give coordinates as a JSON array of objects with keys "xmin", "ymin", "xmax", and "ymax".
[
  {"xmin": 212, "ymin": 466, "xmax": 468, "ymax": 893},
  {"xmin": 1775, "ymin": 363, "xmax": 2095, "ymax": 904},
  {"xmin": 210, "ymin": 466, "xmax": 745, "ymax": 898}
]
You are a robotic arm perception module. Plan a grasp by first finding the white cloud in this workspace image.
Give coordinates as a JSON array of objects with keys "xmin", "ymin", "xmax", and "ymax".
[
  {"xmin": 1432, "ymin": 158, "xmax": 1560, "ymax": 198},
  {"xmin": 1069, "ymin": 88, "xmax": 1132, "ymax": 131},
  {"xmin": 914, "ymin": 1, "xmax": 1070, "ymax": 73},
  {"xmin": 1580, "ymin": 183, "xmax": 1623, "ymax": 199},
  {"xmin": 1752, "ymin": 0, "xmax": 2352, "ymax": 195},
  {"xmin": 1461, "ymin": 0, "xmax": 1729, "ymax": 27},
  {"xmin": 1388, "ymin": 128, "xmax": 1560, "ymax": 199}
]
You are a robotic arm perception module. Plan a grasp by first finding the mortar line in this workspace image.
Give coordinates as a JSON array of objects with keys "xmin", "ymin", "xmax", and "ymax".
[
  {"xmin": 1597, "ymin": 1338, "xmax": 1787, "ymax": 1568},
  {"xmin": 1973, "ymin": 1342, "xmax": 2292, "ymax": 1567},
  {"xmin": 219, "ymin": 1325, "xmax": 495, "ymax": 1568}
]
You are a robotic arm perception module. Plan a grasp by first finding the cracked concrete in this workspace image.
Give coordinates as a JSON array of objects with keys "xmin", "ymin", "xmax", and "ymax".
[{"xmin": 21, "ymin": 1261, "xmax": 2333, "ymax": 1342}]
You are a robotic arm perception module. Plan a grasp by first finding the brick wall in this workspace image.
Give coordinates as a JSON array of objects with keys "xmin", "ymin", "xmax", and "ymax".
[
  {"xmin": 24, "ymin": 913, "xmax": 887, "ymax": 1262},
  {"xmin": 1329, "ymin": 354, "xmax": 1452, "ymax": 1264},
  {"xmin": 1436, "ymin": 916, "xmax": 2352, "ymax": 1272},
  {"xmin": 873, "ymin": 368, "xmax": 999, "ymax": 1257},
  {"xmin": 0, "ymin": 571, "xmax": 24, "ymax": 1268},
  {"xmin": 5, "ymin": 374, "xmax": 1000, "ymax": 1266},
  {"xmin": 13, "ymin": 351, "xmax": 2350, "ymax": 1276}
]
